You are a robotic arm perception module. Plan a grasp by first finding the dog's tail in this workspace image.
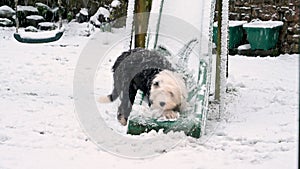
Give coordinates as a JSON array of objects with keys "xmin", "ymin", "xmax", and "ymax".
[{"xmin": 98, "ymin": 95, "xmax": 114, "ymax": 103}]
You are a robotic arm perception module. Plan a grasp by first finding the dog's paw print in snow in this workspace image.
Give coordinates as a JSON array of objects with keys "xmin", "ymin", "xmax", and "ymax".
[
  {"xmin": 215, "ymin": 131, "xmax": 227, "ymax": 137},
  {"xmin": 0, "ymin": 133, "xmax": 10, "ymax": 143},
  {"xmin": 53, "ymin": 57, "xmax": 69, "ymax": 65},
  {"xmin": 24, "ymin": 92, "xmax": 38, "ymax": 96},
  {"xmin": 270, "ymin": 95, "xmax": 287, "ymax": 105},
  {"xmin": 202, "ymin": 132, "xmax": 295, "ymax": 164},
  {"xmin": 233, "ymin": 136, "xmax": 296, "ymax": 163}
]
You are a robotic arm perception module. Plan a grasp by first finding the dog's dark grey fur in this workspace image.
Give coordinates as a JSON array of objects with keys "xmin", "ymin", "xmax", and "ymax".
[{"xmin": 107, "ymin": 48, "xmax": 174, "ymax": 124}]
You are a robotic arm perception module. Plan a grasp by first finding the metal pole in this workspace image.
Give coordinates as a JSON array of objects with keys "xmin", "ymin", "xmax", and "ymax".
[
  {"xmin": 124, "ymin": 0, "xmax": 135, "ymax": 51},
  {"xmin": 214, "ymin": 0, "xmax": 222, "ymax": 102},
  {"xmin": 153, "ymin": 0, "xmax": 164, "ymax": 49},
  {"xmin": 219, "ymin": 0, "xmax": 229, "ymax": 119}
]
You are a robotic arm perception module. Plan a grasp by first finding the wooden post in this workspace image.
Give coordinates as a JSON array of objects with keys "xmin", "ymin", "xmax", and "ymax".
[
  {"xmin": 58, "ymin": 0, "xmax": 62, "ymax": 29},
  {"xmin": 215, "ymin": 0, "xmax": 222, "ymax": 101},
  {"xmin": 15, "ymin": 0, "xmax": 19, "ymax": 33},
  {"xmin": 134, "ymin": 0, "xmax": 152, "ymax": 48}
]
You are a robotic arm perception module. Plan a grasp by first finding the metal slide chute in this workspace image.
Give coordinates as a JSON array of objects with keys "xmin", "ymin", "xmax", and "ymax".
[{"xmin": 127, "ymin": 0, "xmax": 215, "ymax": 138}]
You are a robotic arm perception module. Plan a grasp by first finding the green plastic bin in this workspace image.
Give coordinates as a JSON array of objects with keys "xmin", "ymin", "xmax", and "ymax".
[
  {"xmin": 243, "ymin": 21, "xmax": 283, "ymax": 50},
  {"xmin": 213, "ymin": 21, "xmax": 247, "ymax": 49}
]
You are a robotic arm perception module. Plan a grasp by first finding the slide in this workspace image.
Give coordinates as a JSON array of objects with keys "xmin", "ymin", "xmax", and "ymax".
[{"xmin": 127, "ymin": 0, "xmax": 215, "ymax": 138}]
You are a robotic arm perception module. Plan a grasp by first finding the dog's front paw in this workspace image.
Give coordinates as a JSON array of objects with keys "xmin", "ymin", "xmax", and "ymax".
[
  {"xmin": 117, "ymin": 114, "xmax": 128, "ymax": 126},
  {"xmin": 162, "ymin": 110, "xmax": 179, "ymax": 119}
]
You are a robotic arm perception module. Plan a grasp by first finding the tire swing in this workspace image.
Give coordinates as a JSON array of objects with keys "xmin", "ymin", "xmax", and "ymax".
[
  {"xmin": 13, "ymin": 0, "xmax": 64, "ymax": 43},
  {"xmin": 126, "ymin": 0, "xmax": 215, "ymax": 138}
]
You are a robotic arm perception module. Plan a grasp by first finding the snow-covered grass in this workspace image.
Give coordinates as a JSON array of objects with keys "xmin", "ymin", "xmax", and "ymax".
[{"xmin": 0, "ymin": 20, "xmax": 298, "ymax": 169}]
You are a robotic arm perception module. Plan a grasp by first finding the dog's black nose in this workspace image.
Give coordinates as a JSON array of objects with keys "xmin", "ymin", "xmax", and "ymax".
[{"xmin": 160, "ymin": 102, "xmax": 166, "ymax": 107}]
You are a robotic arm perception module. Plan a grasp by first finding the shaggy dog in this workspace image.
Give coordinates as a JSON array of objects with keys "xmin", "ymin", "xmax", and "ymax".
[{"xmin": 99, "ymin": 48, "xmax": 188, "ymax": 125}]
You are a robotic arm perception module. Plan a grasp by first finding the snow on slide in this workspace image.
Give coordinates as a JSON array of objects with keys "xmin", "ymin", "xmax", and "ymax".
[
  {"xmin": 148, "ymin": 0, "xmax": 213, "ymax": 56},
  {"xmin": 147, "ymin": 0, "xmax": 214, "ymax": 86}
]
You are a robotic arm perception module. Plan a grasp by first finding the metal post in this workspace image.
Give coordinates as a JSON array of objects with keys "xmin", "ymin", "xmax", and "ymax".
[
  {"xmin": 214, "ymin": 0, "xmax": 222, "ymax": 102},
  {"xmin": 153, "ymin": 0, "xmax": 164, "ymax": 49},
  {"xmin": 219, "ymin": 0, "xmax": 229, "ymax": 119}
]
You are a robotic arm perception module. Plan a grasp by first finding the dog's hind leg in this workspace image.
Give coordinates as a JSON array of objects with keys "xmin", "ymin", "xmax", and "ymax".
[{"xmin": 117, "ymin": 85, "xmax": 135, "ymax": 126}]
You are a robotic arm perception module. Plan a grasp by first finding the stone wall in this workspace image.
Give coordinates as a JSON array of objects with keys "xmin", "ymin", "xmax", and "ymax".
[
  {"xmin": 1, "ymin": 0, "xmax": 128, "ymax": 23},
  {"xmin": 215, "ymin": 0, "xmax": 299, "ymax": 54}
]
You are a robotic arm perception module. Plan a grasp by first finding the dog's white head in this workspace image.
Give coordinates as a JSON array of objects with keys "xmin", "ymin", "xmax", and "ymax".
[{"xmin": 149, "ymin": 70, "xmax": 188, "ymax": 112}]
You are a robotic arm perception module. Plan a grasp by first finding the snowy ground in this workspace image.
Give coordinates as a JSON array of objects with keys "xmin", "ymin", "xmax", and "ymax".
[{"xmin": 0, "ymin": 22, "xmax": 299, "ymax": 169}]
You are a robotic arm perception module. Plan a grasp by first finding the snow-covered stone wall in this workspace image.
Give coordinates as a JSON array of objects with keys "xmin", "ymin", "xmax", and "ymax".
[
  {"xmin": 215, "ymin": 0, "xmax": 299, "ymax": 54},
  {"xmin": 0, "ymin": 0, "xmax": 128, "ymax": 28}
]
